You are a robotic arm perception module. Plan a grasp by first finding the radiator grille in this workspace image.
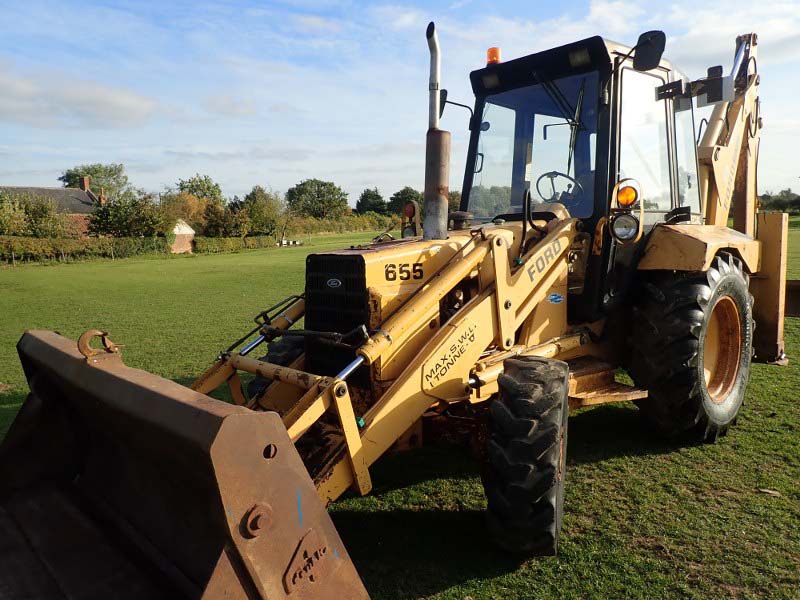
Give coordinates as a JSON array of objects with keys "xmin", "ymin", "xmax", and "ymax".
[{"xmin": 304, "ymin": 254, "xmax": 368, "ymax": 377}]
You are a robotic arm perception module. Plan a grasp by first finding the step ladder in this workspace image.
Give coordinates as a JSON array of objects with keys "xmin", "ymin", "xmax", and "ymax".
[{"xmin": 567, "ymin": 357, "xmax": 647, "ymax": 410}]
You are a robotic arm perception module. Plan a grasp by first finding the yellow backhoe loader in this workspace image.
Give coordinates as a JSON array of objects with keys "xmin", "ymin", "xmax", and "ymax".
[{"xmin": 0, "ymin": 23, "xmax": 787, "ymax": 599}]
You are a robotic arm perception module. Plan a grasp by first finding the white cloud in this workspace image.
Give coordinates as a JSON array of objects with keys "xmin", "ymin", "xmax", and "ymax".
[
  {"xmin": 205, "ymin": 95, "xmax": 259, "ymax": 118},
  {"xmin": 1, "ymin": 0, "xmax": 798, "ymax": 198},
  {"xmin": 292, "ymin": 14, "xmax": 343, "ymax": 31},
  {"xmin": 0, "ymin": 61, "xmax": 158, "ymax": 128},
  {"xmin": 662, "ymin": 1, "xmax": 800, "ymax": 75},
  {"xmin": 370, "ymin": 5, "xmax": 426, "ymax": 30}
]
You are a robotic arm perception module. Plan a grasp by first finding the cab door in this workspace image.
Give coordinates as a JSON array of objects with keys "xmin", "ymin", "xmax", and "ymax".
[
  {"xmin": 616, "ymin": 66, "xmax": 673, "ymax": 225},
  {"xmin": 601, "ymin": 61, "xmax": 675, "ymax": 311}
]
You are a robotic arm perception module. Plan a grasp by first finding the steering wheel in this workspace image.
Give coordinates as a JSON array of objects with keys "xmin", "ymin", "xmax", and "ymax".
[{"xmin": 535, "ymin": 171, "xmax": 584, "ymax": 203}]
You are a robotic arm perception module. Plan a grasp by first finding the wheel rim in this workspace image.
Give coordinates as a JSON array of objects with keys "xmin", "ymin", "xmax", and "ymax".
[{"xmin": 703, "ymin": 296, "xmax": 742, "ymax": 404}]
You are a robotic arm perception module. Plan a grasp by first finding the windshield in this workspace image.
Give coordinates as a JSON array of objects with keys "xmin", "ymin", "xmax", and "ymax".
[{"xmin": 466, "ymin": 71, "xmax": 599, "ymax": 221}]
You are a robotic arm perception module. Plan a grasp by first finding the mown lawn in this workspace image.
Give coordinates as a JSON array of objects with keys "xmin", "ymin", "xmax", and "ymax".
[{"xmin": 0, "ymin": 228, "xmax": 798, "ymax": 599}]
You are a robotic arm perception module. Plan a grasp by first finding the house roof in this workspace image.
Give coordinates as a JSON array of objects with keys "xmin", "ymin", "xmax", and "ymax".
[{"xmin": 0, "ymin": 186, "xmax": 97, "ymax": 214}]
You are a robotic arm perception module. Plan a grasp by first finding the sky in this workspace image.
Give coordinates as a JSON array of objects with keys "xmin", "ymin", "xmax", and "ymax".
[{"xmin": 0, "ymin": 0, "xmax": 798, "ymax": 205}]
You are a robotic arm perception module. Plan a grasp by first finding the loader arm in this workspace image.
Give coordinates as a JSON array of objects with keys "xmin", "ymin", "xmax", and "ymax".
[
  {"xmin": 191, "ymin": 218, "xmax": 582, "ymax": 506},
  {"xmin": 319, "ymin": 219, "xmax": 579, "ymax": 502}
]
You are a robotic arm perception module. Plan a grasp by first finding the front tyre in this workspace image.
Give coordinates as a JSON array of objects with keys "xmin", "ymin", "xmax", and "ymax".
[
  {"xmin": 482, "ymin": 356, "xmax": 569, "ymax": 555},
  {"xmin": 630, "ymin": 252, "xmax": 753, "ymax": 442}
]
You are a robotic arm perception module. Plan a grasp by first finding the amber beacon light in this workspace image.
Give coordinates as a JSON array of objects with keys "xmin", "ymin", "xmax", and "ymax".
[
  {"xmin": 486, "ymin": 47, "xmax": 502, "ymax": 64},
  {"xmin": 616, "ymin": 184, "xmax": 638, "ymax": 207}
]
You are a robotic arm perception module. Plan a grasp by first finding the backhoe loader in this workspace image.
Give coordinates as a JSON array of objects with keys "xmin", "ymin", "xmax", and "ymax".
[{"xmin": 0, "ymin": 22, "xmax": 787, "ymax": 599}]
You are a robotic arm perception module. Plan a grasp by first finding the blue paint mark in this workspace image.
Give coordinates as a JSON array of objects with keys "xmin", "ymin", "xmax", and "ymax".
[
  {"xmin": 226, "ymin": 506, "xmax": 232, "ymax": 519},
  {"xmin": 333, "ymin": 548, "xmax": 340, "ymax": 560},
  {"xmin": 296, "ymin": 487, "xmax": 303, "ymax": 526},
  {"xmin": 547, "ymin": 293, "xmax": 564, "ymax": 304}
]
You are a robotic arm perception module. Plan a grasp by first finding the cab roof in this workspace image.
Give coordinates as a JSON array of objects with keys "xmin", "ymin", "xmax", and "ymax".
[{"xmin": 470, "ymin": 35, "xmax": 675, "ymax": 97}]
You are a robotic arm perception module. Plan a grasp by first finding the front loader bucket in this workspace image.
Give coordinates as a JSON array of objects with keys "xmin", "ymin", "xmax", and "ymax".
[{"xmin": 0, "ymin": 331, "xmax": 368, "ymax": 599}]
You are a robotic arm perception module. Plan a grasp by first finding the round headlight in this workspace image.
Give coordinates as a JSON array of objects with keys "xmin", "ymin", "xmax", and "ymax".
[{"xmin": 611, "ymin": 213, "xmax": 639, "ymax": 241}]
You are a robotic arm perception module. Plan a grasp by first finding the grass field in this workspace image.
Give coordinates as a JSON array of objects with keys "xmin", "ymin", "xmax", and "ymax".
[{"xmin": 1, "ymin": 229, "xmax": 799, "ymax": 599}]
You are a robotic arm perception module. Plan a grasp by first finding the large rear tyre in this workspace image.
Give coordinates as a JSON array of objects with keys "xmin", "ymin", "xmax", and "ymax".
[
  {"xmin": 246, "ymin": 337, "xmax": 305, "ymax": 399},
  {"xmin": 482, "ymin": 356, "xmax": 569, "ymax": 555},
  {"xmin": 629, "ymin": 252, "xmax": 753, "ymax": 442}
]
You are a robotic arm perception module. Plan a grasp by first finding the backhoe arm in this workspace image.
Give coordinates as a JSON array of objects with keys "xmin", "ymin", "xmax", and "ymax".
[
  {"xmin": 692, "ymin": 33, "xmax": 786, "ymax": 362},
  {"xmin": 698, "ymin": 33, "xmax": 761, "ymax": 235}
]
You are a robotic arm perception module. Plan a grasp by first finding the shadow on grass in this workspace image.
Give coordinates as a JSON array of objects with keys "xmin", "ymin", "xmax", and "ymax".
[
  {"xmin": 328, "ymin": 407, "xmax": 696, "ymax": 598},
  {"xmin": 331, "ymin": 508, "xmax": 523, "ymax": 599},
  {"xmin": 0, "ymin": 377, "xmax": 697, "ymax": 598},
  {"xmin": 362, "ymin": 404, "xmax": 693, "ymax": 495},
  {"xmin": 367, "ymin": 445, "xmax": 480, "ymax": 491},
  {"xmin": 174, "ymin": 368, "xmax": 693, "ymax": 477},
  {"xmin": 567, "ymin": 402, "xmax": 696, "ymax": 466}
]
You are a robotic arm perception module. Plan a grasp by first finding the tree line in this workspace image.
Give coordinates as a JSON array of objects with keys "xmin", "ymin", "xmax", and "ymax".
[
  {"xmin": 759, "ymin": 189, "xmax": 800, "ymax": 213},
  {"xmin": 2, "ymin": 163, "xmax": 458, "ymax": 239}
]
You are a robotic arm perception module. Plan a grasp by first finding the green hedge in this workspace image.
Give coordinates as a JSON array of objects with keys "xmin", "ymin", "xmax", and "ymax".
[
  {"xmin": 0, "ymin": 236, "xmax": 170, "ymax": 263},
  {"xmin": 283, "ymin": 213, "xmax": 395, "ymax": 235},
  {"xmin": 193, "ymin": 235, "xmax": 276, "ymax": 253}
]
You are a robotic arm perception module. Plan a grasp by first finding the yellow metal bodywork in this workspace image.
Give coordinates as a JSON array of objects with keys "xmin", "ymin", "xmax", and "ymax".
[
  {"xmin": 699, "ymin": 34, "xmax": 760, "ymax": 233},
  {"xmin": 191, "ymin": 217, "xmax": 603, "ymax": 505},
  {"xmin": 750, "ymin": 212, "xmax": 788, "ymax": 361},
  {"xmin": 638, "ymin": 224, "xmax": 761, "ymax": 273},
  {"xmin": 188, "ymin": 34, "xmax": 787, "ymax": 516},
  {"xmin": 317, "ymin": 221, "xmax": 582, "ymax": 503}
]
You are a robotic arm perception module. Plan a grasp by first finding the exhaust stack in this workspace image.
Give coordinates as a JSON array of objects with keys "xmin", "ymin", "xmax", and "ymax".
[{"xmin": 423, "ymin": 21, "xmax": 450, "ymax": 240}]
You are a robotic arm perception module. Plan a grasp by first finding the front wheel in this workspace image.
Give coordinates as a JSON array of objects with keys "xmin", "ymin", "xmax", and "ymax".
[
  {"xmin": 629, "ymin": 252, "xmax": 753, "ymax": 441},
  {"xmin": 482, "ymin": 356, "xmax": 570, "ymax": 555}
]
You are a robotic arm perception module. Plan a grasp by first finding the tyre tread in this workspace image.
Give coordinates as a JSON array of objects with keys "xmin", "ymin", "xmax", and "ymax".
[{"xmin": 483, "ymin": 356, "xmax": 569, "ymax": 555}]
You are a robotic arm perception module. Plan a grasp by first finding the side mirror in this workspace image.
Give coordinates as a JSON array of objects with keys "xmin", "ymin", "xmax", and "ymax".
[{"xmin": 632, "ymin": 30, "xmax": 666, "ymax": 71}]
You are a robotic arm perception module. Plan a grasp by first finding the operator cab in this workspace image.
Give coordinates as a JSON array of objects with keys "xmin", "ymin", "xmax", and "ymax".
[{"xmin": 459, "ymin": 33, "xmax": 704, "ymax": 320}]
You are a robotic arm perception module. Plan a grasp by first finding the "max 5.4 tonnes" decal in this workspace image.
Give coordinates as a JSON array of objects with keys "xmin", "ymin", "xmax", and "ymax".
[{"xmin": 423, "ymin": 321, "xmax": 477, "ymax": 388}]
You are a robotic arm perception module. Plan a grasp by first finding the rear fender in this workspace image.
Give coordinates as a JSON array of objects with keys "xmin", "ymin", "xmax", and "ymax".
[
  {"xmin": 636, "ymin": 219, "xmax": 788, "ymax": 364},
  {"xmin": 637, "ymin": 224, "xmax": 760, "ymax": 273}
]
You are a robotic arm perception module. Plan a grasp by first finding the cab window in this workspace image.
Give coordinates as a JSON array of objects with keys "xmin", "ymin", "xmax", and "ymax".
[
  {"xmin": 618, "ymin": 69, "xmax": 671, "ymax": 223},
  {"xmin": 674, "ymin": 96, "xmax": 701, "ymax": 215},
  {"xmin": 467, "ymin": 72, "xmax": 599, "ymax": 221}
]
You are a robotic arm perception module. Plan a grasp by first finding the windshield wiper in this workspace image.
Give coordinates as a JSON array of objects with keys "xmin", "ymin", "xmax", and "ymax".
[
  {"xmin": 567, "ymin": 78, "xmax": 587, "ymax": 173},
  {"xmin": 533, "ymin": 71, "xmax": 587, "ymax": 178},
  {"xmin": 532, "ymin": 70, "xmax": 585, "ymax": 133}
]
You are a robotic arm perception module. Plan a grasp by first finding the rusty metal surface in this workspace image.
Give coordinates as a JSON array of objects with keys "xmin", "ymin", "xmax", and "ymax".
[
  {"xmin": 76, "ymin": 329, "xmax": 122, "ymax": 358},
  {"xmin": 230, "ymin": 354, "xmax": 328, "ymax": 390},
  {"xmin": 0, "ymin": 486, "xmax": 175, "ymax": 599},
  {"xmin": 0, "ymin": 330, "xmax": 368, "ymax": 599}
]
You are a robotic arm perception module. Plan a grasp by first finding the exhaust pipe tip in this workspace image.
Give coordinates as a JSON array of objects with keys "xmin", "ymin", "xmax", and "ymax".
[{"xmin": 426, "ymin": 21, "xmax": 435, "ymax": 39}]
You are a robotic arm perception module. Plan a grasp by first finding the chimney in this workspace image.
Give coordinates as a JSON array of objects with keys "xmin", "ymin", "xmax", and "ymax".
[
  {"xmin": 99, "ymin": 187, "xmax": 107, "ymax": 206},
  {"xmin": 79, "ymin": 176, "xmax": 91, "ymax": 192}
]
